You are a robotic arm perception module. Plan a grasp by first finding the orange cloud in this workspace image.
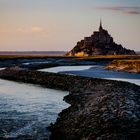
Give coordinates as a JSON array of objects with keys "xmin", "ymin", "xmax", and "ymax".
[
  {"xmin": 31, "ymin": 26, "xmax": 44, "ymax": 33},
  {"xmin": 17, "ymin": 26, "xmax": 45, "ymax": 33}
]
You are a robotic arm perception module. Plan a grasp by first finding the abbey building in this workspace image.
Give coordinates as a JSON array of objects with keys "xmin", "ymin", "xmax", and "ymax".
[{"xmin": 66, "ymin": 20, "xmax": 135, "ymax": 56}]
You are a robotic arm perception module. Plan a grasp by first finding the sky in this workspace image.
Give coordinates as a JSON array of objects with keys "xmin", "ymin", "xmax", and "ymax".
[{"xmin": 0, "ymin": 0, "xmax": 140, "ymax": 51}]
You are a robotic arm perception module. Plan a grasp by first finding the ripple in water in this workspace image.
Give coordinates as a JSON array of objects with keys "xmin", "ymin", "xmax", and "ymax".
[{"xmin": 0, "ymin": 79, "xmax": 69, "ymax": 139}]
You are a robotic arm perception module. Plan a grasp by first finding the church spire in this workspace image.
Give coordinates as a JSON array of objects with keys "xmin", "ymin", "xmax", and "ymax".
[{"xmin": 99, "ymin": 19, "xmax": 103, "ymax": 31}]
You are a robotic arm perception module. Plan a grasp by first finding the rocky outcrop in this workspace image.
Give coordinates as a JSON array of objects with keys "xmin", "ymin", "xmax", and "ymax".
[
  {"xmin": 106, "ymin": 60, "xmax": 140, "ymax": 73},
  {"xmin": 66, "ymin": 21, "xmax": 135, "ymax": 56},
  {"xmin": 0, "ymin": 68, "xmax": 140, "ymax": 140},
  {"xmin": 50, "ymin": 80, "xmax": 140, "ymax": 140}
]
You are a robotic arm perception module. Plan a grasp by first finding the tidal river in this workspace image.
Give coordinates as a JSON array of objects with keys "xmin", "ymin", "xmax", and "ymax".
[
  {"xmin": 39, "ymin": 65, "xmax": 140, "ymax": 86},
  {"xmin": 0, "ymin": 79, "xmax": 69, "ymax": 139}
]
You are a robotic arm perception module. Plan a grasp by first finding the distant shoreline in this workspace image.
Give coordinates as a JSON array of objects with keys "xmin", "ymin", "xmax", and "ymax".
[
  {"xmin": 0, "ymin": 51, "xmax": 67, "ymax": 56},
  {"xmin": 0, "ymin": 55, "xmax": 140, "ymax": 74},
  {"xmin": 0, "ymin": 51, "xmax": 139, "ymax": 56},
  {"xmin": 0, "ymin": 54, "xmax": 139, "ymax": 60}
]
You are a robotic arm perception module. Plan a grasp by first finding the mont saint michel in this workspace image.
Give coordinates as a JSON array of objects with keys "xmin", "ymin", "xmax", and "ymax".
[
  {"xmin": 67, "ymin": 21, "xmax": 135, "ymax": 56},
  {"xmin": 0, "ymin": 0, "xmax": 140, "ymax": 139}
]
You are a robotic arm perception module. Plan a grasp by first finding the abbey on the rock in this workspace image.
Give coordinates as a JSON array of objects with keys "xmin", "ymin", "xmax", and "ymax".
[{"xmin": 66, "ymin": 20, "xmax": 135, "ymax": 56}]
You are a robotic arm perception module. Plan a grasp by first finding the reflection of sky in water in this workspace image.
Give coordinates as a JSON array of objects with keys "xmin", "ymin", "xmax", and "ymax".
[
  {"xmin": 40, "ymin": 65, "xmax": 140, "ymax": 86},
  {"xmin": 23, "ymin": 61, "xmax": 49, "ymax": 65},
  {"xmin": 39, "ymin": 65, "xmax": 95, "ymax": 73},
  {"xmin": 0, "ymin": 68, "xmax": 5, "ymax": 70},
  {"xmin": 0, "ymin": 79, "xmax": 69, "ymax": 139}
]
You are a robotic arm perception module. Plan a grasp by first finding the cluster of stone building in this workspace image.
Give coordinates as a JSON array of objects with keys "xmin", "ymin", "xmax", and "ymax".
[{"xmin": 67, "ymin": 21, "xmax": 135, "ymax": 56}]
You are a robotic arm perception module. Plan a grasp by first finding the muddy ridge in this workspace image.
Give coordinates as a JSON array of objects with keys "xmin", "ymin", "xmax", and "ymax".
[{"xmin": 106, "ymin": 60, "xmax": 140, "ymax": 73}]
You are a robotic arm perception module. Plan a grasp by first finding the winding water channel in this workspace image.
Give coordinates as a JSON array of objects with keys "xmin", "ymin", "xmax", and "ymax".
[
  {"xmin": 39, "ymin": 65, "xmax": 140, "ymax": 86},
  {"xmin": 0, "ymin": 79, "xmax": 69, "ymax": 139}
]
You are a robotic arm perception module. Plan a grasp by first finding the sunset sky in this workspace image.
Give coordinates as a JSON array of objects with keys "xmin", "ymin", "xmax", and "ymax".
[{"xmin": 0, "ymin": 0, "xmax": 140, "ymax": 51}]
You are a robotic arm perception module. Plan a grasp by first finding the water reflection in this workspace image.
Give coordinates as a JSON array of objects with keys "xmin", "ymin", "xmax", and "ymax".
[
  {"xmin": 39, "ymin": 65, "xmax": 94, "ymax": 73},
  {"xmin": 0, "ymin": 79, "xmax": 69, "ymax": 139}
]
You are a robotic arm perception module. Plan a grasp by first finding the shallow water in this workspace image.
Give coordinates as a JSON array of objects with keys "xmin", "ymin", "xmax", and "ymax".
[
  {"xmin": 40, "ymin": 65, "xmax": 140, "ymax": 86},
  {"xmin": 39, "ymin": 65, "xmax": 94, "ymax": 73},
  {"xmin": 0, "ymin": 79, "xmax": 69, "ymax": 139},
  {"xmin": 0, "ymin": 68, "xmax": 5, "ymax": 70}
]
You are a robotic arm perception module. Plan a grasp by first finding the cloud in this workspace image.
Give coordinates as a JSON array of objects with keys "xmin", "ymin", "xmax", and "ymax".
[
  {"xmin": 30, "ymin": 26, "xmax": 44, "ymax": 33},
  {"xmin": 0, "ymin": 28, "xmax": 10, "ymax": 33},
  {"xmin": 96, "ymin": 6, "xmax": 140, "ymax": 15},
  {"xmin": 17, "ymin": 26, "xmax": 45, "ymax": 33},
  {"xmin": 125, "ymin": 11, "xmax": 140, "ymax": 15}
]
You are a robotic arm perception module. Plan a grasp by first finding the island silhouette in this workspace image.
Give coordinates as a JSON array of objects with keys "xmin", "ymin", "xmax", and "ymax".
[{"xmin": 67, "ymin": 20, "xmax": 135, "ymax": 56}]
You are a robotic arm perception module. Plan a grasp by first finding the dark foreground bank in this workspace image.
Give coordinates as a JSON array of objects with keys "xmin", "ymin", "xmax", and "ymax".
[{"xmin": 0, "ymin": 68, "xmax": 140, "ymax": 140}]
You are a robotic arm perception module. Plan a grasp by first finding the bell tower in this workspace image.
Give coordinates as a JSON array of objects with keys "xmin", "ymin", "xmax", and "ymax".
[{"xmin": 99, "ymin": 19, "xmax": 103, "ymax": 31}]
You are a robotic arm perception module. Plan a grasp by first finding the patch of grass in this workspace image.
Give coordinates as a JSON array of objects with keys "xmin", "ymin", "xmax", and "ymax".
[
  {"xmin": 75, "ymin": 55, "xmax": 140, "ymax": 62},
  {"xmin": 0, "ymin": 54, "xmax": 139, "ymax": 62}
]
